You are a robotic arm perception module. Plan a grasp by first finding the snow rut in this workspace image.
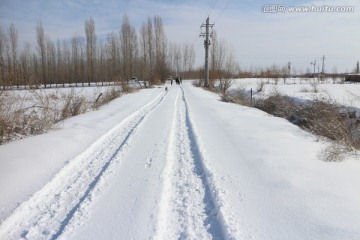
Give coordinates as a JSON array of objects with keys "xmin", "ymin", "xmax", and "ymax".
[
  {"xmin": 0, "ymin": 91, "xmax": 168, "ymax": 240},
  {"xmin": 155, "ymin": 87, "xmax": 228, "ymax": 240}
]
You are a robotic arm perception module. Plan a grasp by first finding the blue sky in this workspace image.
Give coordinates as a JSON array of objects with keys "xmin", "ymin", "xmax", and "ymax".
[{"xmin": 1, "ymin": 0, "xmax": 359, "ymax": 73}]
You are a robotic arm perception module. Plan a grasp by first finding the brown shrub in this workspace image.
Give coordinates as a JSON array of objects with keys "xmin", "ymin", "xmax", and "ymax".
[
  {"xmin": 255, "ymin": 95, "xmax": 360, "ymax": 161},
  {"xmin": 192, "ymin": 79, "xmax": 203, "ymax": 87},
  {"xmin": 60, "ymin": 89, "xmax": 87, "ymax": 120},
  {"xmin": 222, "ymin": 87, "xmax": 252, "ymax": 106},
  {"xmin": 0, "ymin": 91, "xmax": 56, "ymax": 144},
  {"xmin": 255, "ymin": 94, "xmax": 299, "ymax": 118}
]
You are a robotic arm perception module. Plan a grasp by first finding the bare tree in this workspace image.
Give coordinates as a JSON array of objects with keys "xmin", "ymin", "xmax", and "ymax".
[
  {"xmin": 210, "ymin": 31, "xmax": 226, "ymax": 89},
  {"xmin": 222, "ymin": 46, "xmax": 238, "ymax": 93},
  {"xmin": 270, "ymin": 64, "xmax": 280, "ymax": 85},
  {"xmin": 0, "ymin": 25, "xmax": 6, "ymax": 89},
  {"xmin": 0, "ymin": 16, "xmax": 195, "ymax": 89},
  {"xmin": 153, "ymin": 15, "xmax": 168, "ymax": 82},
  {"xmin": 32, "ymin": 52, "xmax": 39, "ymax": 86},
  {"xmin": 106, "ymin": 32, "xmax": 120, "ymax": 81},
  {"xmin": 209, "ymin": 31, "xmax": 239, "ymax": 92},
  {"xmin": 139, "ymin": 23, "xmax": 148, "ymax": 81},
  {"xmin": 166, "ymin": 42, "xmax": 175, "ymax": 76},
  {"xmin": 96, "ymin": 41, "xmax": 106, "ymax": 85},
  {"xmin": 79, "ymin": 39, "xmax": 86, "ymax": 86},
  {"xmin": 139, "ymin": 17, "xmax": 155, "ymax": 83},
  {"xmin": 46, "ymin": 37, "xmax": 56, "ymax": 86},
  {"xmin": 85, "ymin": 17, "xmax": 96, "ymax": 86},
  {"xmin": 19, "ymin": 42, "xmax": 32, "ymax": 87},
  {"xmin": 71, "ymin": 34, "xmax": 81, "ymax": 86},
  {"xmin": 146, "ymin": 17, "xmax": 154, "ymax": 78},
  {"xmin": 62, "ymin": 40, "xmax": 71, "ymax": 87},
  {"xmin": 8, "ymin": 24, "xmax": 18, "ymax": 73},
  {"xmin": 281, "ymin": 65, "xmax": 288, "ymax": 84},
  {"xmin": 4, "ymin": 23, "xmax": 19, "ymax": 87},
  {"xmin": 182, "ymin": 42, "xmax": 195, "ymax": 76},
  {"xmin": 173, "ymin": 43, "xmax": 181, "ymax": 76},
  {"xmin": 332, "ymin": 66, "xmax": 338, "ymax": 84},
  {"xmin": 36, "ymin": 21, "xmax": 47, "ymax": 87},
  {"xmin": 56, "ymin": 40, "xmax": 65, "ymax": 86},
  {"xmin": 119, "ymin": 15, "xmax": 137, "ymax": 83}
]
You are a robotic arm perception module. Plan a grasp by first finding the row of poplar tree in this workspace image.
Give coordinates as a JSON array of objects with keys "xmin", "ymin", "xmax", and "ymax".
[{"xmin": 0, "ymin": 15, "xmax": 196, "ymax": 89}]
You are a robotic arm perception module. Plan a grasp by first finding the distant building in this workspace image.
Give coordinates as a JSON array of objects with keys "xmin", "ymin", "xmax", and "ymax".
[{"xmin": 345, "ymin": 74, "xmax": 360, "ymax": 82}]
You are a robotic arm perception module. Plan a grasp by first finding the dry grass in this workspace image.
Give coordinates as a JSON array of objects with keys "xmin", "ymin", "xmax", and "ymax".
[
  {"xmin": 216, "ymin": 84, "xmax": 360, "ymax": 161},
  {"xmin": 60, "ymin": 89, "xmax": 88, "ymax": 120},
  {"xmin": 221, "ymin": 86, "xmax": 252, "ymax": 107},
  {"xmin": 0, "ymin": 90, "xmax": 57, "ymax": 144},
  {"xmin": 299, "ymin": 86, "xmax": 310, "ymax": 93},
  {"xmin": 255, "ymin": 95, "xmax": 360, "ymax": 161},
  {"xmin": 192, "ymin": 79, "xmax": 203, "ymax": 87},
  {"xmin": 0, "ymin": 85, "xmax": 135, "ymax": 145},
  {"xmin": 93, "ymin": 86, "xmax": 128, "ymax": 109},
  {"xmin": 256, "ymin": 80, "xmax": 265, "ymax": 93},
  {"xmin": 176, "ymin": 81, "xmax": 360, "ymax": 161},
  {"xmin": 310, "ymin": 82, "xmax": 320, "ymax": 93}
]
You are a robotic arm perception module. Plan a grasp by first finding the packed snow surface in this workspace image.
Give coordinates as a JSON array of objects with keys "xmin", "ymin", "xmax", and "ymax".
[{"xmin": 0, "ymin": 82, "xmax": 359, "ymax": 239}]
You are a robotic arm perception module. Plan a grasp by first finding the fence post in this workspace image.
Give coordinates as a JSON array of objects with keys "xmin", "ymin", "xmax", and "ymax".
[
  {"xmin": 95, "ymin": 93, "xmax": 103, "ymax": 103},
  {"xmin": 251, "ymin": 88, "xmax": 253, "ymax": 106}
]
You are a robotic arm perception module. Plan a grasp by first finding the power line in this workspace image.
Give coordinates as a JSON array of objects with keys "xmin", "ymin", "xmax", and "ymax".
[
  {"xmin": 207, "ymin": 0, "xmax": 218, "ymax": 18},
  {"xmin": 214, "ymin": 0, "xmax": 232, "ymax": 24},
  {"xmin": 201, "ymin": 0, "xmax": 218, "ymax": 24}
]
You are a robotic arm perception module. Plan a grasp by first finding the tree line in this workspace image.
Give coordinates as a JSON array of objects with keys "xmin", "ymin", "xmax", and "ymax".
[
  {"xmin": 2, "ymin": 14, "xmax": 358, "ymax": 91},
  {"xmin": 0, "ymin": 15, "xmax": 197, "ymax": 89}
]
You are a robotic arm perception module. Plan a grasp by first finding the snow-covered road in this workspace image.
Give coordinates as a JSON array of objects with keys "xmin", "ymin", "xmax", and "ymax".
[{"xmin": 1, "ymin": 83, "xmax": 360, "ymax": 240}]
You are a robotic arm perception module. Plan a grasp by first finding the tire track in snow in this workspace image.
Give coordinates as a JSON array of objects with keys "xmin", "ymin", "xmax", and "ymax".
[
  {"xmin": 0, "ymin": 90, "xmax": 169, "ymax": 240},
  {"xmin": 182, "ymin": 86, "xmax": 231, "ymax": 240},
  {"xmin": 154, "ymin": 86, "xmax": 228, "ymax": 240}
]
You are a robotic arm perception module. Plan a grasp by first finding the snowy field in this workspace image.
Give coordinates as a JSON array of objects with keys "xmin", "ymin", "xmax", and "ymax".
[
  {"xmin": 0, "ymin": 81, "xmax": 359, "ymax": 239},
  {"xmin": 231, "ymin": 78, "xmax": 360, "ymax": 110},
  {"xmin": 2, "ymin": 81, "xmax": 141, "ymax": 112},
  {"xmin": 2, "ymin": 84, "xmax": 124, "ymax": 110}
]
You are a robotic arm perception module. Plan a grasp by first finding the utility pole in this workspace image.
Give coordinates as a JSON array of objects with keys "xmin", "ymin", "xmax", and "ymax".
[
  {"xmin": 357, "ymin": 61, "xmax": 359, "ymax": 73},
  {"xmin": 200, "ymin": 17, "xmax": 214, "ymax": 87},
  {"xmin": 311, "ymin": 60, "xmax": 316, "ymax": 78},
  {"xmin": 288, "ymin": 61, "xmax": 291, "ymax": 79},
  {"xmin": 321, "ymin": 55, "xmax": 325, "ymax": 81}
]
